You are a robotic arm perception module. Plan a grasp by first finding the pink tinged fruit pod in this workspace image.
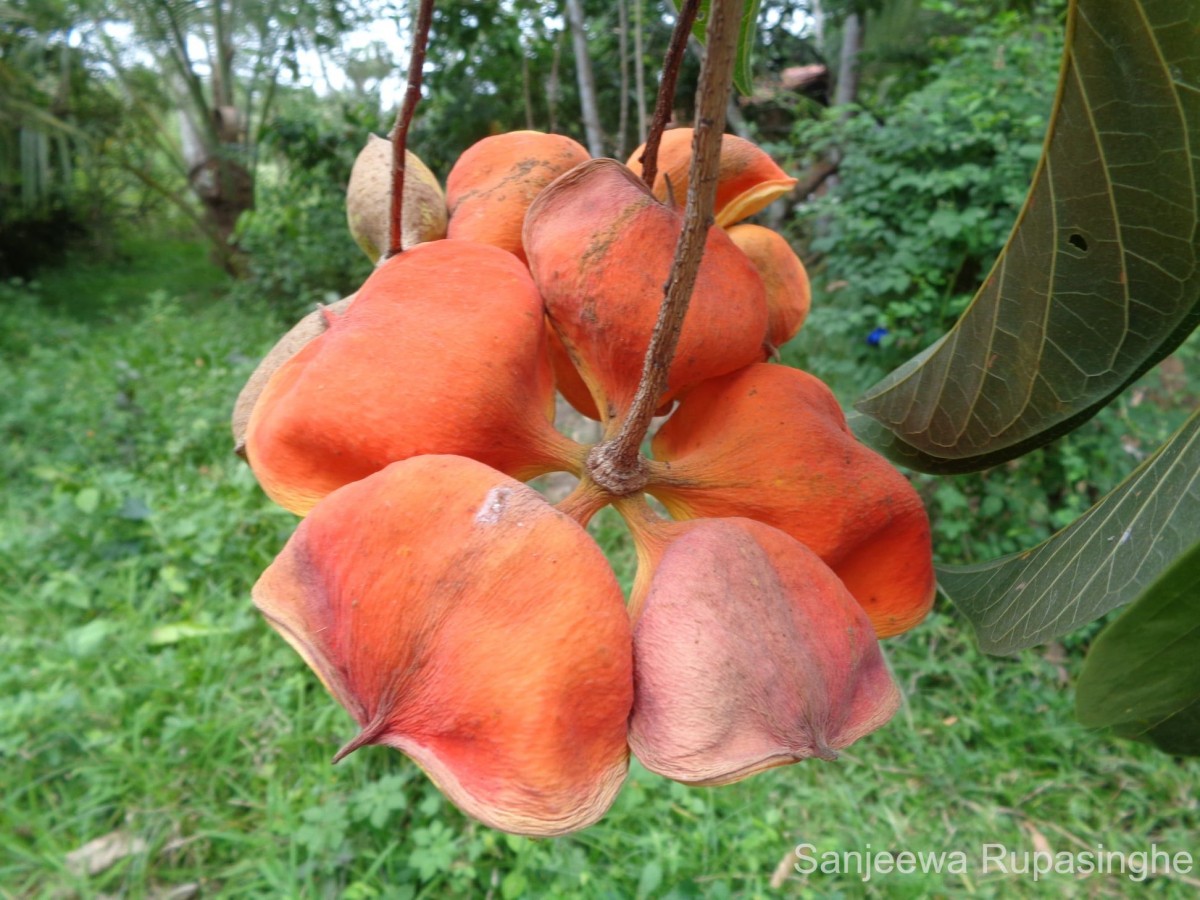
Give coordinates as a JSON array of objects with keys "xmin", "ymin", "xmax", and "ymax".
[
  {"xmin": 648, "ymin": 363, "xmax": 936, "ymax": 638},
  {"xmin": 546, "ymin": 322, "xmax": 603, "ymax": 421},
  {"xmin": 252, "ymin": 455, "xmax": 635, "ymax": 836},
  {"xmin": 626, "ymin": 515, "xmax": 901, "ymax": 785}
]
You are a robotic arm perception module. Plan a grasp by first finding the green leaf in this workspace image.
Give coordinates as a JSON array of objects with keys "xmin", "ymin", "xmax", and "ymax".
[
  {"xmin": 855, "ymin": 0, "xmax": 1200, "ymax": 472},
  {"xmin": 1076, "ymin": 539, "xmax": 1200, "ymax": 756},
  {"xmin": 158, "ymin": 565, "xmax": 188, "ymax": 595},
  {"xmin": 636, "ymin": 860, "xmax": 664, "ymax": 898},
  {"xmin": 501, "ymin": 871, "xmax": 529, "ymax": 900},
  {"xmin": 65, "ymin": 619, "xmax": 117, "ymax": 657},
  {"xmin": 147, "ymin": 622, "xmax": 231, "ymax": 647},
  {"xmin": 675, "ymin": 0, "xmax": 762, "ymax": 95},
  {"xmin": 74, "ymin": 487, "xmax": 100, "ymax": 514},
  {"xmin": 848, "ymin": 410, "xmax": 1053, "ymax": 475},
  {"xmin": 731, "ymin": 0, "xmax": 761, "ymax": 95},
  {"xmin": 938, "ymin": 406, "xmax": 1200, "ymax": 654}
]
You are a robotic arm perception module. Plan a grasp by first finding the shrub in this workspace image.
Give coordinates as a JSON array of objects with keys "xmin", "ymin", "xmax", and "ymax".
[{"xmin": 232, "ymin": 100, "xmax": 383, "ymax": 316}]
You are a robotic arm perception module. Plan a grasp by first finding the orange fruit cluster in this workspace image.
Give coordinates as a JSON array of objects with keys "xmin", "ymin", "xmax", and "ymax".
[{"xmin": 234, "ymin": 129, "xmax": 936, "ymax": 836}]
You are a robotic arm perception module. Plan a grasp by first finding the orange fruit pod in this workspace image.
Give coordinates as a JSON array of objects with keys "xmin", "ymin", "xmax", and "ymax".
[
  {"xmin": 726, "ymin": 223, "xmax": 812, "ymax": 349},
  {"xmin": 626, "ymin": 128, "xmax": 797, "ymax": 227},
  {"xmin": 547, "ymin": 323, "xmax": 676, "ymax": 423},
  {"xmin": 441, "ymin": 130, "xmax": 597, "ymax": 417},
  {"xmin": 446, "ymin": 130, "xmax": 591, "ymax": 263},
  {"xmin": 617, "ymin": 501, "xmax": 900, "ymax": 785},
  {"xmin": 647, "ymin": 363, "xmax": 936, "ymax": 638},
  {"xmin": 545, "ymin": 323, "xmax": 602, "ymax": 420},
  {"xmin": 524, "ymin": 158, "xmax": 768, "ymax": 428},
  {"xmin": 253, "ymin": 455, "xmax": 634, "ymax": 836},
  {"xmin": 244, "ymin": 239, "xmax": 583, "ymax": 515}
]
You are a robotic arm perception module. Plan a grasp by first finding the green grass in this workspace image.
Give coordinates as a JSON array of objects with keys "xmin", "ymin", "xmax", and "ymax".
[
  {"xmin": 26, "ymin": 237, "xmax": 231, "ymax": 319},
  {"xmin": 3, "ymin": 241, "xmax": 1199, "ymax": 898}
]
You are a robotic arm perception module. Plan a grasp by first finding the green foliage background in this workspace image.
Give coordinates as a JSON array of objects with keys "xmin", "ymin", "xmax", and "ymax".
[
  {"xmin": 782, "ymin": 4, "xmax": 1064, "ymax": 395},
  {"xmin": 232, "ymin": 98, "xmax": 380, "ymax": 313}
]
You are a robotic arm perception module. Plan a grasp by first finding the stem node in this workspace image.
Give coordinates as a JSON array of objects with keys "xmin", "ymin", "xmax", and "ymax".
[{"xmin": 586, "ymin": 444, "xmax": 649, "ymax": 496}]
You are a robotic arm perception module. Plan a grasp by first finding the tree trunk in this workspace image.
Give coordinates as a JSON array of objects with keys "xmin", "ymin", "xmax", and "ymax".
[
  {"xmin": 633, "ymin": 0, "xmax": 648, "ymax": 142},
  {"xmin": 617, "ymin": 0, "xmax": 629, "ymax": 158},
  {"xmin": 548, "ymin": 32, "xmax": 562, "ymax": 134},
  {"xmin": 179, "ymin": 102, "xmax": 251, "ymax": 273},
  {"xmin": 811, "ymin": 0, "xmax": 827, "ymax": 55},
  {"xmin": 833, "ymin": 12, "xmax": 863, "ymax": 108},
  {"xmin": 802, "ymin": 10, "xmax": 864, "ymax": 243},
  {"xmin": 565, "ymin": 0, "xmax": 604, "ymax": 156},
  {"xmin": 521, "ymin": 50, "xmax": 535, "ymax": 130}
]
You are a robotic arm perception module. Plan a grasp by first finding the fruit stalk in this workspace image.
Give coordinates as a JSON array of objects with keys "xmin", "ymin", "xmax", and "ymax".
[
  {"xmin": 387, "ymin": 0, "xmax": 436, "ymax": 259},
  {"xmin": 638, "ymin": 0, "xmax": 702, "ymax": 191},
  {"xmin": 588, "ymin": 0, "xmax": 746, "ymax": 495}
]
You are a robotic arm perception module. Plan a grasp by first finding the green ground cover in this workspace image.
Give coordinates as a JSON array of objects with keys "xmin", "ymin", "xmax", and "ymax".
[{"xmin": 2, "ymin": 241, "xmax": 1198, "ymax": 898}]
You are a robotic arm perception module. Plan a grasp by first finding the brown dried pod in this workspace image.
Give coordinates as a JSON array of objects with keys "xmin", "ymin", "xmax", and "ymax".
[
  {"xmin": 627, "ymin": 129, "xmax": 797, "ymax": 227},
  {"xmin": 446, "ymin": 131, "xmax": 591, "ymax": 262},
  {"xmin": 346, "ymin": 134, "xmax": 447, "ymax": 261},
  {"xmin": 618, "ymin": 504, "xmax": 900, "ymax": 785},
  {"xmin": 231, "ymin": 295, "xmax": 355, "ymax": 457},
  {"xmin": 254, "ymin": 455, "xmax": 634, "ymax": 835},
  {"xmin": 524, "ymin": 158, "xmax": 768, "ymax": 427},
  {"xmin": 245, "ymin": 240, "xmax": 583, "ymax": 515},
  {"xmin": 647, "ymin": 363, "xmax": 936, "ymax": 638}
]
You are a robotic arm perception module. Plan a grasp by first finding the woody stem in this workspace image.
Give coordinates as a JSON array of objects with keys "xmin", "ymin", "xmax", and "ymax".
[
  {"xmin": 638, "ymin": 0, "xmax": 702, "ymax": 190},
  {"xmin": 587, "ymin": 0, "xmax": 745, "ymax": 496},
  {"xmin": 385, "ymin": 0, "xmax": 435, "ymax": 259}
]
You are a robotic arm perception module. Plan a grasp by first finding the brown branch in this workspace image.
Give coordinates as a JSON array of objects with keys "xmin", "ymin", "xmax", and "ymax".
[
  {"xmin": 638, "ymin": 0, "xmax": 701, "ymax": 189},
  {"xmin": 794, "ymin": 158, "xmax": 839, "ymax": 199},
  {"xmin": 588, "ymin": 0, "xmax": 745, "ymax": 495},
  {"xmin": 386, "ymin": 0, "xmax": 435, "ymax": 259}
]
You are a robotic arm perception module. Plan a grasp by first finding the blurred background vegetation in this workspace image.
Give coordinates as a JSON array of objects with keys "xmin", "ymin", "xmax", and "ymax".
[{"xmin": 3, "ymin": 0, "xmax": 1198, "ymax": 895}]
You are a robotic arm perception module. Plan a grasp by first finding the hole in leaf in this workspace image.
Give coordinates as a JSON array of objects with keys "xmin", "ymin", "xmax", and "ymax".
[{"xmin": 1068, "ymin": 232, "xmax": 1088, "ymax": 252}]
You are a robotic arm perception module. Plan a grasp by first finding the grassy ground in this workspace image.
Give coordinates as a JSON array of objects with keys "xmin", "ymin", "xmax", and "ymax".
[{"xmin": 3, "ymin": 240, "xmax": 1199, "ymax": 898}]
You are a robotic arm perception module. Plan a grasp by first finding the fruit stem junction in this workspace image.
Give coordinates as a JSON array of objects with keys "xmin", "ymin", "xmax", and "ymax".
[
  {"xmin": 588, "ymin": 0, "xmax": 745, "ymax": 497},
  {"xmin": 386, "ymin": 0, "xmax": 436, "ymax": 260}
]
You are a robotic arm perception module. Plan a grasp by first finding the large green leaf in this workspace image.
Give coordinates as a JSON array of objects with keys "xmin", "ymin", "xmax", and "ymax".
[
  {"xmin": 938, "ymin": 406, "xmax": 1200, "ymax": 654},
  {"xmin": 855, "ymin": 0, "xmax": 1200, "ymax": 472},
  {"xmin": 1075, "ymin": 539, "xmax": 1200, "ymax": 756},
  {"xmin": 674, "ymin": 0, "xmax": 762, "ymax": 95},
  {"xmin": 846, "ymin": 409, "xmax": 1077, "ymax": 475}
]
